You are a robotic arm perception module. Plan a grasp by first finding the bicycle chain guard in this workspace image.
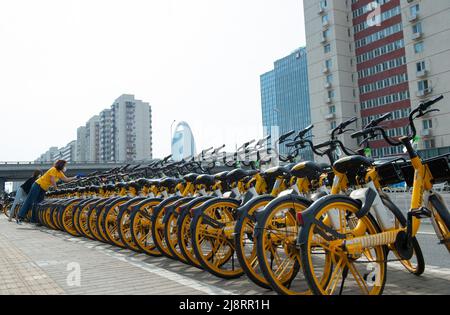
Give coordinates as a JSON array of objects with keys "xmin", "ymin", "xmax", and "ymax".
[{"xmin": 393, "ymin": 230, "xmax": 414, "ymax": 260}]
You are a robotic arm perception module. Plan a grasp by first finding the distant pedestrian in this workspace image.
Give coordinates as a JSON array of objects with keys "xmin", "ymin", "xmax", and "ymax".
[
  {"xmin": 8, "ymin": 170, "xmax": 42, "ymax": 222},
  {"xmin": 17, "ymin": 160, "xmax": 79, "ymax": 224}
]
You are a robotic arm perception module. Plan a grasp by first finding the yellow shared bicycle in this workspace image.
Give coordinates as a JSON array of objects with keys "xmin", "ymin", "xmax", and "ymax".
[{"xmin": 297, "ymin": 95, "xmax": 448, "ymax": 295}]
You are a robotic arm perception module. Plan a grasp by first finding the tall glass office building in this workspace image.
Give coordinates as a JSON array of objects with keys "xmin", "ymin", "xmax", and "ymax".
[{"xmin": 260, "ymin": 47, "xmax": 312, "ymax": 160}]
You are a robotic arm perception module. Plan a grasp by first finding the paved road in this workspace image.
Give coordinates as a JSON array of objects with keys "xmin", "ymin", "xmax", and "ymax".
[
  {"xmin": 386, "ymin": 193, "xmax": 450, "ymax": 269},
  {"xmin": 0, "ymin": 215, "xmax": 449, "ymax": 295}
]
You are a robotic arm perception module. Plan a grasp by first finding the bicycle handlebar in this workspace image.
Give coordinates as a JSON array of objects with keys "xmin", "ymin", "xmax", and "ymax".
[
  {"xmin": 331, "ymin": 117, "xmax": 357, "ymax": 139},
  {"xmin": 297, "ymin": 125, "xmax": 313, "ymax": 139},
  {"xmin": 278, "ymin": 130, "xmax": 296, "ymax": 144},
  {"xmin": 419, "ymin": 95, "xmax": 444, "ymax": 111},
  {"xmin": 365, "ymin": 112, "xmax": 392, "ymax": 129},
  {"xmin": 352, "ymin": 95, "xmax": 444, "ymax": 148}
]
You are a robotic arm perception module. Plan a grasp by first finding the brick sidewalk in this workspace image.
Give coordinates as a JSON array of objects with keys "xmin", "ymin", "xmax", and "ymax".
[{"xmin": 0, "ymin": 216, "xmax": 449, "ymax": 295}]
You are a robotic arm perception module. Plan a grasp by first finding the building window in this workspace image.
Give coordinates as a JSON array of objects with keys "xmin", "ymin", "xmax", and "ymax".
[
  {"xmin": 414, "ymin": 42, "xmax": 424, "ymax": 53},
  {"xmin": 423, "ymin": 119, "xmax": 432, "ymax": 130},
  {"xmin": 410, "ymin": 4, "xmax": 420, "ymax": 17},
  {"xmin": 416, "ymin": 60, "xmax": 426, "ymax": 72},
  {"xmin": 424, "ymin": 139, "xmax": 435, "ymax": 149},
  {"xmin": 418, "ymin": 80, "xmax": 429, "ymax": 91},
  {"xmin": 325, "ymin": 59, "xmax": 332, "ymax": 69},
  {"xmin": 326, "ymin": 74, "xmax": 333, "ymax": 83},
  {"xmin": 412, "ymin": 22, "xmax": 422, "ymax": 34},
  {"xmin": 324, "ymin": 44, "xmax": 331, "ymax": 53},
  {"xmin": 329, "ymin": 105, "xmax": 336, "ymax": 114}
]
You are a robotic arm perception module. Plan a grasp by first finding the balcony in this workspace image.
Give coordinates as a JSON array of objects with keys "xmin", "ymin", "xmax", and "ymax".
[
  {"xmin": 324, "ymin": 82, "xmax": 332, "ymax": 89},
  {"xmin": 421, "ymin": 129, "xmax": 432, "ymax": 137},
  {"xmin": 320, "ymin": 36, "xmax": 327, "ymax": 44},
  {"xmin": 409, "ymin": 13, "xmax": 418, "ymax": 22},
  {"xmin": 325, "ymin": 113, "xmax": 336, "ymax": 120},
  {"xmin": 412, "ymin": 32, "xmax": 423, "ymax": 40},
  {"xmin": 416, "ymin": 87, "xmax": 433, "ymax": 98},
  {"xmin": 325, "ymin": 97, "xmax": 332, "ymax": 104},
  {"xmin": 322, "ymin": 20, "xmax": 330, "ymax": 28},
  {"xmin": 318, "ymin": 5, "xmax": 325, "ymax": 14},
  {"xmin": 416, "ymin": 69, "xmax": 428, "ymax": 78},
  {"xmin": 323, "ymin": 67, "xmax": 330, "ymax": 74}
]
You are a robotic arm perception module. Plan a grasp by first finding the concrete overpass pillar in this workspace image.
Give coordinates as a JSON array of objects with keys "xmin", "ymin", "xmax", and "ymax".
[{"xmin": 0, "ymin": 178, "xmax": 6, "ymax": 194}]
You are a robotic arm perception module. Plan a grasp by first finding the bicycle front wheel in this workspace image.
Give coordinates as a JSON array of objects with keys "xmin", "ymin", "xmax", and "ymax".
[{"xmin": 255, "ymin": 196, "xmax": 311, "ymax": 295}]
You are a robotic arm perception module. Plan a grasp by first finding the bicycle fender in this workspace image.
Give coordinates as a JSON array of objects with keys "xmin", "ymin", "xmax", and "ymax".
[
  {"xmin": 297, "ymin": 195, "xmax": 362, "ymax": 247},
  {"xmin": 192, "ymin": 198, "xmax": 241, "ymax": 220},
  {"xmin": 429, "ymin": 193, "xmax": 450, "ymax": 229},
  {"xmin": 236, "ymin": 195, "xmax": 274, "ymax": 220},
  {"xmin": 253, "ymin": 194, "xmax": 312, "ymax": 239},
  {"xmin": 131, "ymin": 198, "xmax": 164, "ymax": 212},
  {"xmin": 119, "ymin": 197, "xmax": 148, "ymax": 212},
  {"xmin": 104, "ymin": 197, "xmax": 131, "ymax": 211},
  {"xmin": 179, "ymin": 196, "xmax": 215, "ymax": 215},
  {"xmin": 350, "ymin": 187, "xmax": 376, "ymax": 219},
  {"xmin": 152, "ymin": 196, "xmax": 181, "ymax": 220},
  {"xmin": 162, "ymin": 197, "xmax": 195, "ymax": 224}
]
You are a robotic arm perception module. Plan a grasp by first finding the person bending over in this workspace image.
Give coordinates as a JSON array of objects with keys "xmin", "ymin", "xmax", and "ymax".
[{"xmin": 17, "ymin": 160, "xmax": 78, "ymax": 224}]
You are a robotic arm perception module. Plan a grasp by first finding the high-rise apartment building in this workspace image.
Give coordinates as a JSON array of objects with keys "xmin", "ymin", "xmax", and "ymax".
[
  {"xmin": 99, "ymin": 109, "xmax": 113, "ymax": 162},
  {"xmin": 35, "ymin": 147, "xmax": 59, "ymax": 163},
  {"xmin": 261, "ymin": 47, "xmax": 312, "ymax": 158},
  {"xmin": 72, "ymin": 94, "xmax": 153, "ymax": 163},
  {"xmin": 110, "ymin": 94, "xmax": 153, "ymax": 162},
  {"xmin": 36, "ymin": 94, "xmax": 153, "ymax": 163},
  {"xmin": 35, "ymin": 141, "xmax": 77, "ymax": 163},
  {"xmin": 304, "ymin": 0, "xmax": 450, "ymax": 160},
  {"xmin": 85, "ymin": 115, "xmax": 100, "ymax": 162},
  {"xmin": 76, "ymin": 126, "xmax": 87, "ymax": 162},
  {"xmin": 401, "ymin": 0, "xmax": 450, "ymax": 158}
]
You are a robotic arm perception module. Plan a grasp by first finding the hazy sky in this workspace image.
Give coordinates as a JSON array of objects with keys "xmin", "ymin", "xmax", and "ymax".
[{"xmin": 0, "ymin": 0, "xmax": 305, "ymax": 161}]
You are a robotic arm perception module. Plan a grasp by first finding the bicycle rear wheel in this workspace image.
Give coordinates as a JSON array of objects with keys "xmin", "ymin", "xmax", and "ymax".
[
  {"xmin": 381, "ymin": 196, "xmax": 425, "ymax": 275},
  {"xmin": 191, "ymin": 199, "xmax": 243, "ymax": 279},
  {"xmin": 164, "ymin": 198, "xmax": 194, "ymax": 264},
  {"xmin": 129, "ymin": 199, "xmax": 162, "ymax": 257},
  {"xmin": 299, "ymin": 196, "xmax": 387, "ymax": 295},
  {"xmin": 429, "ymin": 194, "xmax": 450, "ymax": 253},
  {"xmin": 177, "ymin": 198, "xmax": 213, "ymax": 269},
  {"xmin": 235, "ymin": 196, "xmax": 274, "ymax": 289}
]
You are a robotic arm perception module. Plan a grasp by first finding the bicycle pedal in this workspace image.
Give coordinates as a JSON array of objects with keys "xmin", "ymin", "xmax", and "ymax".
[
  {"xmin": 411, "ymin": 207, "xmax": 432, "ymax": 219},
  {"xmin": 439, "ymin": 239, "xmax": 450, "ymax": 245}
]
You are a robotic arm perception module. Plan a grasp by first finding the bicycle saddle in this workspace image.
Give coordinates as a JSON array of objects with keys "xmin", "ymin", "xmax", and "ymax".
[
  {"xmin": 89, "ymin": 186, "xmax": 100, "ymax": 193},
  {"xmin": 128, "ymin": 181, "xmax": 141, "ymax": 191},
  {"xmin": 333, "ymin": 155, "xmax": 372, "ymax": 175},
  {"xmin": 226, "ymin": 169, "xmax": 257, "ymax": 184},
  {"xmin": 290, "ymin": 161, "xmax": 323, "ymax": 181},
  {"xmin": 116, "ymin": 182, "xmax": 127, "ymax": 189},
  {"xmin": 160, "ymin": 177, "xmax": 184, "ymax": 189},
  {"xmin": 195, "ymin": 174, "xmax": 217, "ymax": 187},
  {"xmin": 262, "ymin": 166, "xmax": 291, "ymax": 179},
  {"xmin": 214, "ymin": 171, "xmax": 229, "ymax": 182},
  {"xmin": 183, "ymin": 173, "xmax": 200, "ymax": 183}
]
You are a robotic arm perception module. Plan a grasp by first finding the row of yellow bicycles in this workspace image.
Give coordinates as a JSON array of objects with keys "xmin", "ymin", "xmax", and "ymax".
[{"xmin": 15, "ymin": 97, "xmax": 448, "ymax": 295}]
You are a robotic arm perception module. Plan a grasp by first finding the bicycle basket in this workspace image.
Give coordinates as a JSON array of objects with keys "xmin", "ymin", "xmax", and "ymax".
[
  {"xmin": 401, "ymin": 154, "xmax": 450, "ymax": 187},
  {"xmin": 376, "ymin": 159, "xmax": 409, "ymax": 186}
]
